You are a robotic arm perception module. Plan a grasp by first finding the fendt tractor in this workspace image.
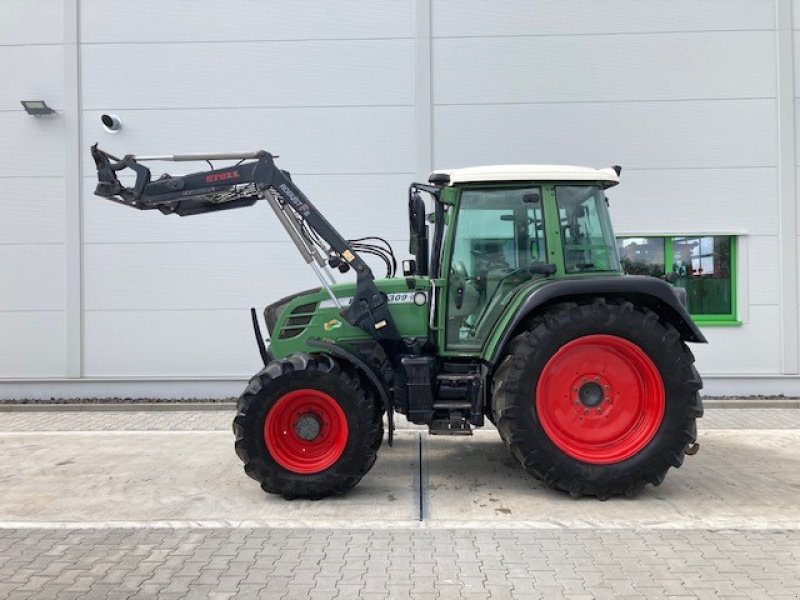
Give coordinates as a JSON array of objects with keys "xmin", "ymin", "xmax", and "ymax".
[{"xmin": 92, "ymin": 145, "xmax": 705, "ymax": 501}]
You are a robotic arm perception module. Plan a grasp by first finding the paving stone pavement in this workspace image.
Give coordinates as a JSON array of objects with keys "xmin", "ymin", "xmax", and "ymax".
[
  {"xmin": 0, "ymin": 408, "xmax": 798, "ymax": 599},
  {"xmin": 0, "ymin": 527, "xmax": 798, "ymax": 600},
  {"xmin": 0, "ymin": 407, "xmax": 798, "ymax": 432}
]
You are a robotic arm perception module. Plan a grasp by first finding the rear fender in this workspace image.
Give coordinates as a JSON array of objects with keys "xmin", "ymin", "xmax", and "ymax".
[{"xmin": 487, "ymin": 275, "xmax": 707, "ymax": 365}]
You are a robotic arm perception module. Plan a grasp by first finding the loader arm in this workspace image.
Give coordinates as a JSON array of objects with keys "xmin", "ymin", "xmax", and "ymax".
[{"xmin": 91, "ymin": 144, "xmax": 406, "ymax": 353}]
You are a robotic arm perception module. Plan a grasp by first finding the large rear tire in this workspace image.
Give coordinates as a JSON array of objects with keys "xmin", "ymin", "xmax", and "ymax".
[
  {"xmin": 492, "ymin": 298, "xmax": 703, "ymax": 499},
  {"xmin": 233, "ymin": 353, "xmax": 383, "ymax": 500}
]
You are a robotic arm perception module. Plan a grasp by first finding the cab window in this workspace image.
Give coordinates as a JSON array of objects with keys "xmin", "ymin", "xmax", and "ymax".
[{"xmin": 556, "ymin": 185, "xmax": 620, "ymax": 272}]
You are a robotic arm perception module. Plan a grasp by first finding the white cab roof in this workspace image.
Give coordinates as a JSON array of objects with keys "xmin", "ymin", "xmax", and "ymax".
[{"xmin": 430, "ymin": 164, "xmax": 620, "ymax": 187}]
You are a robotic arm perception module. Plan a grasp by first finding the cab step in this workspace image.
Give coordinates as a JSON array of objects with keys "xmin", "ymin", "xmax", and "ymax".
[
  {"xmin": 432, "ymin": 400, "xmax": 472, "ymax": 410},
  {"xmin": 428, "ymin": 415, "xmax": 472, "ymax": 436},
  {"xmin": 436, "ymin": 373, "xmax": 481, "ymax": 382}
]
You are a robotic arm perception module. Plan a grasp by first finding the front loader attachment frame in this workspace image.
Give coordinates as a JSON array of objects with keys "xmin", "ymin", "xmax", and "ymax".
[{"xmin": 91, "ymin": 144, "xmax": 408, "ymax": 357}]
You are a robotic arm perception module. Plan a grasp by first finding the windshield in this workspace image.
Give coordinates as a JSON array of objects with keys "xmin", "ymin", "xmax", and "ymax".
[
  {"xmin": 446, "ymin": 187, "xmax": 546, "ymax": 351},
  {"xmin": 556, "ymin": 185, "xmax": 620, "ymax": 273}
]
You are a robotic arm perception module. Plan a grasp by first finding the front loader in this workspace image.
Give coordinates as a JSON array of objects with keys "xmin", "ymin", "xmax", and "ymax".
[{"xmin": 92, "ymin": 145, "xmax": 705, "ymax": 500}]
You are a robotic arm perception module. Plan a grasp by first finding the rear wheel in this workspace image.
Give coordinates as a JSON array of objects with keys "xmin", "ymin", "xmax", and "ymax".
[
  {"xmin": 233, "ymin": 353, "xmax": 383, "ymax": 500},
  {"xmin": 492, "ymin": 299, "xmax": 703, "ymax": 499}
]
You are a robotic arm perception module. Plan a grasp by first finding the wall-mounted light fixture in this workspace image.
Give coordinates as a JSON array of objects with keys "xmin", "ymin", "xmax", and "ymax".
[
  {"xmin": 20, "ymin": 100, "xmax": 55, "ymax": 117},
  {"xmin": 100, "ymin": 113, "xmax": 122, "ymax": 134}
]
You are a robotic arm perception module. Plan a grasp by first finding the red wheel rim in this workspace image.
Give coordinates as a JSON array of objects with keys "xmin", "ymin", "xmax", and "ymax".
[
  {"xmin": 264, "ymin": 389, "xmax": 349, "ymax": 474},
  {"xmin": 535, "ymin": 334, "xmax": 665, "ymax": 464}
]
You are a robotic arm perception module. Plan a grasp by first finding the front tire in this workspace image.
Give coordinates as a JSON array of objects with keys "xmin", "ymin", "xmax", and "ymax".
[
  {"xmin": 492, "ymin": 299, "xmax": 703, "ymax": 499},
  {"xmin": 233, "ymin": 353, "xmax": 383, "ymax": 500}
]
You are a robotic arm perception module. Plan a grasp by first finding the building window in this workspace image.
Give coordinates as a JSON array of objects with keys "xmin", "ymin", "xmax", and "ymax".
[{"xmin": 616, "ymin": 235, "xmax": 737, "ymax": 325}]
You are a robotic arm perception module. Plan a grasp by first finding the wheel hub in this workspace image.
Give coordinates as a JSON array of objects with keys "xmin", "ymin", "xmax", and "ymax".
[
  {"xmin": 294, "ymin": 413, "xmax": 322, "ymax": 441},
  {"xmin": 578, "ymin": 381, "xmax": 604, "ymax": 407}
]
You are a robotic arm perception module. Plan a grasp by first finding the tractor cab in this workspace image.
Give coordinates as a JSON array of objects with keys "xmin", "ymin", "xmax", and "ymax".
[{"xmin": 410, "ymin": 165, "xmax": 623, "ymax": 354}]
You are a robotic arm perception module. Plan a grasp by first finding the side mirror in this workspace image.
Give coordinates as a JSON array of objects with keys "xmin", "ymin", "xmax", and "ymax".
[
  {"xmin": 409, "ymin": 192, "xmax": 427, "ymax": 253},
  {"xmin": 408, "ymin": 191, "xmax": 429, "ymax": 275}
]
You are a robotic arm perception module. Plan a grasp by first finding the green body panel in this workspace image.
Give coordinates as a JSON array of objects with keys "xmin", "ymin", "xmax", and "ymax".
[{"xmin": 268, "ymin": 277, "xmax": 430, "ymax": 359}]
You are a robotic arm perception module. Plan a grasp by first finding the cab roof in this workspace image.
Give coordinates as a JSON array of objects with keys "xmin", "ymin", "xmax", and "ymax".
[{"xmin": 429, "ymin": 164, "xmax": 620, "ymax": 187}]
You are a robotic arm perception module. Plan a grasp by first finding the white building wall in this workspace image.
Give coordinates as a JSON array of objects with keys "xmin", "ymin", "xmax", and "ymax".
[
  {"xmin": 0, "ymin": 1, "xmax": 67, "ymax": 378},
  {"xmin": 0, "ymin": 0, "xmax": 798, "ymax": 395},
  {"xmin": 78, "ymin": 0, "xmax": 416, "ymax": 377}
]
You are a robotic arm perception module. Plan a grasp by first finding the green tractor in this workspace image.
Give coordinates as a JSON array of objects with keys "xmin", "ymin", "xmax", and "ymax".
[{"xmin": 92, "ymin": 146, "xmax": 705, "ymax": 500}]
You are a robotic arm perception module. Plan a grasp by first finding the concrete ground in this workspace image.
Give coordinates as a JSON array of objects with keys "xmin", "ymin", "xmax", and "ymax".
[{"xmin": 0, "ymin": 408, "xmax": 798, "ymax": 598}]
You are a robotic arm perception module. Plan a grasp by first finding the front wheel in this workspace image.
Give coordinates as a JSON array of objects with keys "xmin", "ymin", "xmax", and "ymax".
[
  {"xmin": 492, "ymin": 299, "xmax": 703, "ymax": 499},
  {"xmin": 233, "ymin": 353, "xmax": 383, "ymax": 500}
]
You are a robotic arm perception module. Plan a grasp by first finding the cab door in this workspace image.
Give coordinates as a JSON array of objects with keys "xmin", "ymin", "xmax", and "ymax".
[{"xmin": 437, "ymin": 185, "xmax": 547, "ymax": 355}]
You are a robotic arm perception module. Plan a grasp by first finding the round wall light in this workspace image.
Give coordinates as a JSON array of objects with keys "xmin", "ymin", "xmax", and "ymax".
[{"xmin": 101, "ymin": 113, "xmax": 122, "ymax": 134}]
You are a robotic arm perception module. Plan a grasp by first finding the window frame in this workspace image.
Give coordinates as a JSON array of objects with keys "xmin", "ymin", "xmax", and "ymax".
[{"xmin": 617, "ymin": 234, "xmax": 740, "ymax": 327}]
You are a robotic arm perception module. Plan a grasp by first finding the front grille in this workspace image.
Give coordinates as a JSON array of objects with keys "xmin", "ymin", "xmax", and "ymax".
[
  {"xmin": 278, "ymin": 302, "xmax": 317, "ymax": 339},
  {"xmin": 264, "ymin": 287, "xmax": 320, "ymax": 337}
]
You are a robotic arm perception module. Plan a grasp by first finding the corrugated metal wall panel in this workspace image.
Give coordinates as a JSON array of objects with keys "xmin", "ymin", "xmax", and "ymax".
[
  {"xmin": 612, "ymin": 168, "xmax": 778, "ymax": 237},
  {"xmin": 80, "ymin": 0, "xmax": 414, "ymax": 43},
  {"xmin": 0, "ymin": 0, "xmax": 63, "ymax": 45},
  {"xmin": 434, "ymin": 32, "xmax": 775, "ymax": 105},
  {"xmin": 0, "ymin": 46, "xmax": 63, "ymax": 111},
  {"xmin": 81, "ymin": 40, "xmax": 414, "ymax": 110},
  {"xmin": 748, "ymin": 236, "xmax": 781, "ymax": 306},
  {"xmin": 433, "ymin": 0, "xmax": 774, "ymax": 36},
  {"xmin": 0, "ymin": 115, "xmax": 65, "ymax": 176},
  {"xmin": 433, "ymin": 100, "xmax": 776, "ymax": 169},
  {"xmin": 0, "ymin": 245, "xmax": 65, "ymax": 311},
  {"xmin": 84, "ymin": 310, "xmax": 262, "ymax": 377},
  {"xmin": 0, "ymin": 179, "xmax": 65, "ymax": 244},
  {"xmin": 0, "ymin": 3, "xmax": 67, "ymax": 379},
  {"xmin": 693, "ymin": 306, "xmax": 781, "ymax": 374},
  {"xmin": 0, "ymin": 313, "xmax": 66, "ymax": 378},
  {"xmin": 84, "ymin": 242, "xmax": 319, "ymax": 311}
]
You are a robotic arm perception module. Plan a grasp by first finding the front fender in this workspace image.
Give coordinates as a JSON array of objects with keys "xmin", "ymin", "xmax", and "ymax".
[{"xmin": 486, "ymin": 275, "xmax": 707, "ymax": 365}]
